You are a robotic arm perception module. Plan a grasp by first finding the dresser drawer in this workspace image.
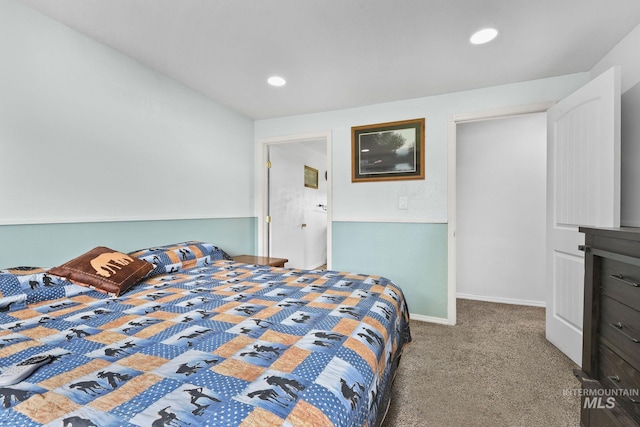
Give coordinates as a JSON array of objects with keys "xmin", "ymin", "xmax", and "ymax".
[
  {"xmin": 598, "ymin": 345, "xmax": 640, "ymax": 423},
  {"xmin": 600, "ymin": 296, "xmax": 640, "ymax": 373},
  {"xmin": 601, "ymin": 257, "xmax": 640, "ymax": 309},
  {"xmin": 587, "ymin": 406, "xmax": 626, "ymax": 427}
]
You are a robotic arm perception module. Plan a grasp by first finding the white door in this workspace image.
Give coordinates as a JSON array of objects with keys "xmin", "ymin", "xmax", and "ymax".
[
  {"xmin": 546, "ymin": 66, "xmax": 621, "ymax": 366},
  {"xmin": 268, "ymin": 144, "xmax": 306, "ymax": 267}
]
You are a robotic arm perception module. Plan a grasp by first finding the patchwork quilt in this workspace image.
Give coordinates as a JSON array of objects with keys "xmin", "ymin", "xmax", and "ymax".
[{"xmin": 0, "ymin": 253, "xmax": 411, "ymax": 427}]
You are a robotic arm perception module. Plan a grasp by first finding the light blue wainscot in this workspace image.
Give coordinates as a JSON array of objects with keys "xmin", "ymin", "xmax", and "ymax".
[
  {"xmin": 331, "ymin": 221, "xmax": 448, "ymax": 320},
  {"xmin": 0, "ymin": 217, "xmax": 257, "ymax": 268}
]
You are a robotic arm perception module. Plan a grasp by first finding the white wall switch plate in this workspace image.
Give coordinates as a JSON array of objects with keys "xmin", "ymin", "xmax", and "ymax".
[{"xmin": 398, "ymin": 196, "xmax": 408, "ymax": 210}]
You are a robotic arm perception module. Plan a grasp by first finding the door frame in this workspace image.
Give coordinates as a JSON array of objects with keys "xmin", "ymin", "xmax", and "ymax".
[
  {"xmin": 257, "ymin": 131, "xmax": 333, "ymax": 268},
  {"xmin": 446, "ymin": 102, "xmax": 555, "ymax": 325}
]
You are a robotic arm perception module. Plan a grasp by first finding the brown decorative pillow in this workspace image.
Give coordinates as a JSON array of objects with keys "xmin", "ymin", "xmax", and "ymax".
[{"xmin": 48, "ymin": 247, "xmax": 153, "ymax": 296}]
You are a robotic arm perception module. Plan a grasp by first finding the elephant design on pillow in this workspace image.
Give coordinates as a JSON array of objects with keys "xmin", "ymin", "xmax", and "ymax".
[{"xmin": 90, "ymin": 252, "xmax": 134, "ymax": 277}]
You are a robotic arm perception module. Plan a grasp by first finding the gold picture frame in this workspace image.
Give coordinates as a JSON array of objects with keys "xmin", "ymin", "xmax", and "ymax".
[
  {"xmin": 352, "ymin": 118, "xmax": 425, "ymax": 182},
  {"xmin": 304, "ymin": 165, "xmax": 319, "ymax": 189}
]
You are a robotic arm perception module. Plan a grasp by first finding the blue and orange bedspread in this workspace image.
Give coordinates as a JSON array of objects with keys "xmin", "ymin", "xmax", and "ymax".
[{"xmin": 0, "ymin": 259, "xmax": 411, "ymax": 426}]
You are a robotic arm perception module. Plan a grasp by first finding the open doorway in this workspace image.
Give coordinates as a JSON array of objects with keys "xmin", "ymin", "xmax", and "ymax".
[
  {"xmin": 258, "ymin": 132, "xmax": 332, "ymax": 270},
  {"xmin": 446, "ymin": 102, "xmax": 554, "ymax": 325},
  {"xmin": 456, "ymin": 113, "xmax": 547, "ymax": 306}
]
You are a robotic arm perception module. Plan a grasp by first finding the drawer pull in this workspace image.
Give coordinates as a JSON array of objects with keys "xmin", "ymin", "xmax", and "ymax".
[
  {"xmin": 610, "ymin": 274, "xmax": 640, "ymax": 288},
  {"xmin": 607, "ymin": 375, "xmax": 640, "ymax": 404},
  {"xmin": 609, "ymin": 322, "xmax": 640, "ymax": 343}
]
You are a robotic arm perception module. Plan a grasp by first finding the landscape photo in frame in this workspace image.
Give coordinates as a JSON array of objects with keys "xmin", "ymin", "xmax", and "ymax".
[{"xmin": 351, "ymin": 118, "xmax": 425, "ymax": 182}]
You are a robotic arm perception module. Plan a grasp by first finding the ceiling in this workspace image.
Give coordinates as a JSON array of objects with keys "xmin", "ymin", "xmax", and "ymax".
[{"xmin": 17, "ymin": 0, "xmax": 640, "ymax": 120}]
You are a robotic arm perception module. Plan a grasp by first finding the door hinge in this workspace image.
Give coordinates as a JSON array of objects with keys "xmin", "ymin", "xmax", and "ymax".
[
  {"xmin": 266, "ymin": 215, "xmax": 271, "ymax": 223},
  {"xmin": 266, "ymin": 160, "xmax": 272, "ymax": 168}
]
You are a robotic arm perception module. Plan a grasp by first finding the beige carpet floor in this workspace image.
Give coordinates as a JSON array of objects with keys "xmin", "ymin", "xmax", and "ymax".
[{"xmin": 381, "ymin": 299, "xmax": 581, "ymax": 427}]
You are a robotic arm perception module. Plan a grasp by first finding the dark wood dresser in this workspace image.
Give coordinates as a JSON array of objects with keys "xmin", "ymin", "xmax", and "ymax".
[{"xmin": 577, "ymin": 227, "xmax": 640, "ymax": 426}]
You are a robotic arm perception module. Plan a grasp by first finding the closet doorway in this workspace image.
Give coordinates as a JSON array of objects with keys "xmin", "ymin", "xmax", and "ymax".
[
  {"xmin": 259, "ymin": 132, "xmax": 332, "ymax": 270},
  {"xmin": 456, "ymin": 113, "xmax": 547, "ymax": 306},
  {"xmin": 447, "ymin": 102, "xmax": 554, "ymax": 324}
]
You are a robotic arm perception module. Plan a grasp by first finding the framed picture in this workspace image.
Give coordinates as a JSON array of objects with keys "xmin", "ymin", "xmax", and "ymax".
[
  {"xmin": 352, "ymin": 118, "xmax": 425, "ymax": 182},
  {"xmin": 304, "ymin": 165, "xmax": 318, "ymax": 189}
]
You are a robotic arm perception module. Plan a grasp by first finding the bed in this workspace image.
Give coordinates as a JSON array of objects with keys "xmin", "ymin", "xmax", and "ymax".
[{"xmin": 0, "ymin": 241, "xmax": 412, "ymax": 427}]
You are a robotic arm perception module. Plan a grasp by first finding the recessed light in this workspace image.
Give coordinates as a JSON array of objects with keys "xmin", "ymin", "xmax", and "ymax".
[
  {"xmin": 470, "ymin": 28, "xmax": 498, "ymax": 45},
  {"xmin": 267, "ymin": 76, "xmax": 286, "ymax": 87}
]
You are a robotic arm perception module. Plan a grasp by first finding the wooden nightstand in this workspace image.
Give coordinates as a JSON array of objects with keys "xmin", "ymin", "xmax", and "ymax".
[{"xmin": 232, "ymin": 255, "xmax": 288, "ymax": 268}]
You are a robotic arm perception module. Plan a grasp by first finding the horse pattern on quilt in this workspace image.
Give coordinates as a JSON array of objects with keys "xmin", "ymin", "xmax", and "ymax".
[{"xmin": 0, "ymin": 259, "xmax": 411, "ymax": 427}]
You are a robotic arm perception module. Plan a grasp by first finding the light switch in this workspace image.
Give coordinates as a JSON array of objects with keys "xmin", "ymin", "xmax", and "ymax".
[{"xmin": 398, "ymin": 196, "xmax": 408, "ymax": 210}]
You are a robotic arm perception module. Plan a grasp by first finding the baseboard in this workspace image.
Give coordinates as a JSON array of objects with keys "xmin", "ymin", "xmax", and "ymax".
[
  {"xmin": 409, "ymin": 313, "xmax": 450, "ymax": 325},
  {"xmin": 621, "ymin": 219, "xmax": 640, "ymax": 228},
  {"xmin": 457, "ymin": 293, "xmax": 545, "ymax": 307}
]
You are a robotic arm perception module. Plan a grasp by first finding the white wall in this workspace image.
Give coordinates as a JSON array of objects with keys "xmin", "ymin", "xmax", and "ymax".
[
  {"xmin": 256, "ymin": 74, "xmax": 588, "ymax": 226},
  {"xmin": 621, "ymin": 83, "xmax": 640, "ymax": 227},
  {"xmin": 0, "ymin": 0, "xmax": 255, "ymax": 225},
  {"xmin": 591, "ymin": 23, "xmax": 640, "ymax": 227},
  {"xmin": 456, "ymin": 113, "xmax": 547, "ymax": 305},
  {"xmin": 591, "ymin": 24, "xmax": 640, "ymax": 93}
]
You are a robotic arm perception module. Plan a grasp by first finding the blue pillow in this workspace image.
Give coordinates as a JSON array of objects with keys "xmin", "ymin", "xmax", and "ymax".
[{"xmin": 129, "ymin": 241, "xmax": 231, "ymax": 276}]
